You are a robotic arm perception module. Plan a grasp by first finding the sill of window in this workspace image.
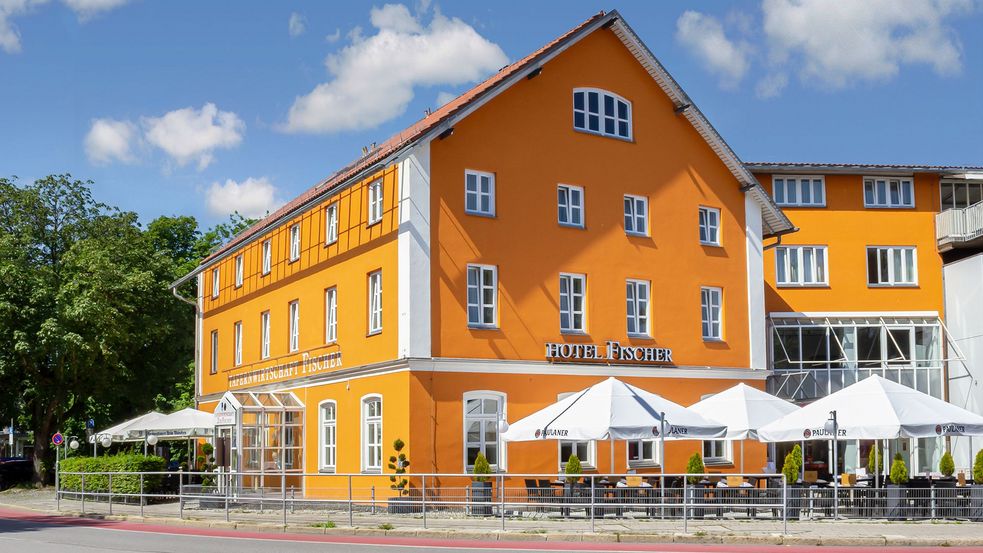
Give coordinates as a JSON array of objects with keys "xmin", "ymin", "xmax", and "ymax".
[
  {"xmin": 234, "ymin": 284, "xmax": 242, "ymax": 290},
  {"xmin": 628, "ymin": 462, "xmax": 662, "ymax": 469},
  {"xmin": 361, "ymin": 470, "xmax": 382, "ymax": 475},
  {"xmin": 261, "ymin": 271, "xmax": 270, "ymax": 277},
  {"xmin": 700, "ymin": 242, "xmax": 723, "ymax": 248},
  {"xmin": 704, "ymin": 460, "xmax": 734, "ymax": 468},
  {"xmin": 367, "ymin": 220, "xmax": 382, "ymax": 228},
  {"xmin": 868, "ymin": 284, "xmax": 919, "ymax": 289},
  {"xmin": 776, "ymin": 204, "xmax": 827, "ymax": 209},
  {"xmin": 323, "ymin": 240, "xmax": 338, "ymax": 248},
  {"xmin": 211, "ymin": 295, "xmax": 219, "ymax": 300},
  {"xmin": 325, "ymin": 340, "xmax": 338, "ymax": 346},
  {"xmin": 465, "ymin": 211, "xmax": 496, "ymax": 219},
  {"xmin": 573, "ymin": 129, "xmax": 634, "ymax": 143},
  {"xmin": 319, "ymin": 469, "xmax": 336, "ymax": 474},
  {"xmin": 367, "ymin": 330, "xmax": 383, "ymax": 337},
  {"xmin": 288, "ymin": 258, "xmax": 299, "ymax": 264},
  {"xmin": 558, "ymin": 223, "xmax": 586, "ymax": 230},
  {"xmin": 777, "ymin": 284, "xmax": 830, "ymax": 289},
  {"xmin": 625, "ymin": 232, "xmax": 650, "ymax": 238},
  {"xmin": 864, "ymin": 205, "xmax": 916, "ymax": 210},
  {"xmin": 468, "ymin": 325, "xmax": 500, "ymax": 331},
  {"xmin": 703, "ymin": 338, "xmax": 726, "ymax": 344},
  {"xmin": 560, "ymin": 330, "xmax": 589, "ymax": 337},
  {"xmin": 626, "ymin": 333, "xmax": 653, "ymax": 340}
]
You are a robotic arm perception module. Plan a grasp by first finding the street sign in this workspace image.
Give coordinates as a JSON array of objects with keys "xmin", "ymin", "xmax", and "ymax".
[
  {"xmin": 86, "ymin": 419, "xmax": 95, "ymax": 429},
  {"xmin": 51, "ymin": 432, "xmax": 64, "ymax": 446}
]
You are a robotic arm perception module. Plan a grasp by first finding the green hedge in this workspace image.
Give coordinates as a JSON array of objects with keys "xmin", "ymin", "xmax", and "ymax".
[{"xmin": 60, "ymin": 454, "xmax": 167, "ymax": 495}]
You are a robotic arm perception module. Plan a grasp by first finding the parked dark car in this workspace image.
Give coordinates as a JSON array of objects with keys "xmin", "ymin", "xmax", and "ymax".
[{"xmin": 0, "ymin": 458, "xmax": 33, "ymax": 490}]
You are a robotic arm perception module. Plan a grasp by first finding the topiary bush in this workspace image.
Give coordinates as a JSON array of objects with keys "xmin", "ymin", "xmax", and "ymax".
[
  {"xmin": 60, "ymin": 454, "xmax": 167, "ymax": 494},
  {"xmin": 387, "ymin": 438, "xmax": 409, "ymax": 496},
  {"xmin": 974, "ymin": 450, "xmax": 983, "ymax": 484},
  {"xmin": 867, "ymin": 443, "xmax": 882, "ymax": 475},
  {"xmin": 890, "ymin": 452, "xmax": 909, "ymax": 485},
  {"xmin": 939, "ymin": 451, "xmax": 955, "ymax": 478},
  {"xmin": 781, "ymin": 444, "xmax": 802, "ymax": 485},
  {"xmin": 565, "ymin": 454, "xmax": 582, "ymax": 482},
  {"xmin": 686, "ymin": 452, "xmax": 705, "ymax": 485},
  {"xmin": 472, "ymin": 452, "xmax": 492, "ymax": 483}
]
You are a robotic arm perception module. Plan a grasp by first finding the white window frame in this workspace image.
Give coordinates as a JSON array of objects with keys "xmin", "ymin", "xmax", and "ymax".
[
  {"xmin": 627, "ymin": 439, "xmax": 663, "ymax": 468},
  {"xmin": 464, "ymin": 170, "xmax": 496, "ymax": 217},
  {"xmin": 557, "ymin": 392, "xmax": 596, "ymax": 470},
  {"xmin": 866, "ymin": 246, "xmax": 918, "ymax": 287},
  {"xmin": 368, "ymin": 271, "xmax": 383, "ymax": 335},
  {"xmin": 361, "ymin": 394, "xmax": 383, "ymax": 473},
  {"xmin": 776, "ymin": 245, "xmax": 829, "ymax": 287},
  {"xmin": 210, "ymin": 329, "xmax": 218, "ymax": 374},
  {"xmin": 288, "ymin": 300, "xmax": 300, "ymax": 352},
  {"xmin": 864, "ymin": 177, "xmax": 915, "ymax": 208},
  {"xmin": 698, "ymin": 206, "xmax": 721, "ymax": 246},
  {"xmin": 626, "ymin": 279, "xmax": 650, "ymax": 337},
  {"xmin": 941, "ymin": 180, "xmax": 983, "ymax": 211},
  {"xmin": 572, "ymin": 87, "xmax": 632, "ymax": 140},
  {"xmin": 557, "ymin": 184, "xmax": 585, "ymax": 229},
  {"xmin": 234, "ymin": 255, "xmax": 244, "ymax": 288},
  {"xmin": 318, "ymin": 400, "xmax": 337, "ymax": 472},
  {"xmin": 260, "ymin": 311, "xmax": 270, "ymax": 359},
  {"xmin": 772, "ymin": 175, "xmax": 826, "ymax": 207},
  {"xmin": 623, "ymin": 194, "xmax": 648, "ymax": 236},
  {"xmin": 211, "ymin": 268, "xmax": 220, "ymax": 298},
  {"xmin": 559, "ymin": 273, "xmax": 586, "ymax": 334},
  {"xmin": 702, "ymin": 439, "xmax": 733, "ymax": 465},
  {"xmin": 466, "ymin": 264, "xmax": 498, "ymax": 328},
  {"xmin": 262, "ymin": 239, "xmax": 272, "ymax": 275},
  {"xmin": 462, "ymin": 391, "xmax": 507, "ymax": 472},
  {"xmin": 325, "ymin": 287, "xmax": 338, "ymax": 343},
  {"xmin": 325, "ymin": 204, "xmax": 339, "ymax": 245},
  {"xmin": 289, "ymin": 223, "xmax": 301, "ymax": 262},
  {"xmin": 701, "ymin": 286, "xmax": 723, "ymax": 341},
  {"xmin": 233, "ymin": 321, "xmax": 242, "ymax": 366},
  {"xmin": 367, "ymin": 180, "xmax": 383, "ymax": 225}
]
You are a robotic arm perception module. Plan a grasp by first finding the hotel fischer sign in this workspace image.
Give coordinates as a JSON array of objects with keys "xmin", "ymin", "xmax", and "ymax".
[
  {"xmin": 544, "ymin": 341, "xmax": 673, "ymax": 364},
  {"xmin": 228, "ymin": 347, "xmax": 342, "ymax": 388}
]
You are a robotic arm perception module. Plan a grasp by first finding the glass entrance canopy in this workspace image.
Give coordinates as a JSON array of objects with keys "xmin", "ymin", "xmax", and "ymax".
[{"xmin": 214, "ymin": 391, "xmax": 304, "ymax": 483}]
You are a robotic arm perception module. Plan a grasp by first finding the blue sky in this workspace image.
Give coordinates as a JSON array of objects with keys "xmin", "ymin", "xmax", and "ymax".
[{"xmin": 1, "ymin": 0, "xmax": 981, "ymax": 226}]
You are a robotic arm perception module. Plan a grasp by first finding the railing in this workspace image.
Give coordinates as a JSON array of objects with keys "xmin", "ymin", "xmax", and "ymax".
[{"xmin": 936, "ymin": 202, "xmax": 983, "ymax": 249}]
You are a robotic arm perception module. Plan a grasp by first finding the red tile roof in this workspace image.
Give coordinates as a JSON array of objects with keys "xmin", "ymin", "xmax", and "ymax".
[{"xmin": 746, "ymin": 162, "xmax": 983, "ymax": 172}]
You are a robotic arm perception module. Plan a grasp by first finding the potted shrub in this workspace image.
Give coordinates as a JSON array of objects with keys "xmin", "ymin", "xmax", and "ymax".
[
  {"xmin": 469, "ymin": 452, "xmax": 494, "ymax": 516},
  {"xmin": 685, "ymin": 452, "xmax": 706, "ymax": 518},
  {"xmin": 971, "ymin": 450, "xmax": 983, "ymax": 521},
  {"xmin": 781, "ymin": 444, "xmax": 802, "ymax": 520},
  {"xmin": 867, "ymin": 443, "xmax": 882, "ymax": 482},
  {"xmin": 386, "ymin": 439, "xmax": 418, "ymax": 514},
  {"xmin": 562, "ymin": 454, "xmax": 582, "ymax": 517},
  {"xmin": 886, "ymin": 453, "xmax": 909, "ymax": 520},
  {"xmin": 939, "ymin": 451, "xmax": 955, "ymax": 479}
]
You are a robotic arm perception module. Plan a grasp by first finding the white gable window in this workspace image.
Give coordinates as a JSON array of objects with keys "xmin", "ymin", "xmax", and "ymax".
[
  {"xmin": 701, "ymin": 286, "xmax": 722, "ymax": 341},
  {"xmin": 698, "ymin": 206, "xmax": 721, "ymax": 246},
  {"xmin": 211, "ymin": 268, "xmax": 220, "ymax": 298},
  {"xmin": 773, "ymin": 176, "xmax": 825, "ymax": 207},
  {"xmin": 559, "ymin": 273, "xmax": 586, "ymax": 333},
  {"xmin": 465, "ymin": 170, "xmax": 495, "ymax": 217},
  {"xmin": 260, "ymin": 311, "xmax": 270, "ymax": 359},
  {"xmin": 262, "ymin": 239, "xmax": 272, "ymax": 275},
  {"xmin": 233, "ymin": 321, "xmax": 242, "ymax": 366},
  {"xmin": 776, "ymin": 246, "xmax": 829, "ymax": 287},
  {"xmin": 325, "ymin": 287, "xmax": 338, "ymax": 343},
  {"xmin": 867, "ymin": 246, "xmax": 917, "ymax": 286},
  {"xmin": 234, "ymin": 255, "xmax": 244, "ymax": 287},
  {"xmin": 288, "ymin": 300, "xmax": 300, "ymax": 352},
  {"xmin": 624, "ymin": 195, "xmax": 648, "ymax": 236},
  {"xmin": 319, "ymin": 400, "xmax": 337, "ymax": 472},
  {"xmin": 626, "ymin": 279, "xmax": 650, "ymax": 337},
  {"xmin": 466, "ymin": 264, "xmax": 497, "ymax": 328},
  {"xmin": 368, "ymin": 271, "xmax": 383, "ymax": 334},
  {"xmin": 368, "ymin": 180, "xmax": 383, "ymax": 225},
  {"xmin": 325, "ymin": 204, "xmax": 338, "ymax": 245},
  {"xmin": 557, "ymin": 184, "xmax": 584, "ymax": 228},
  {"xmin": 289, "ymin": 223, "xmax": 301, "ymax": 262},
  {"xmin": 864, "ymin": 177, "xmax": 914, "ymax": 208},
  {"xmin": 573, "ymin": 88, "xmax": 632, "ymax": 140}
]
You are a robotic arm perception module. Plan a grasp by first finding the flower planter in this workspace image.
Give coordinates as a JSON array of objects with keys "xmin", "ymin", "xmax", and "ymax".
[
  {"xmin": 970, "ymin": 485, "xmax": 983, "ymax": 521},
  {"xmin": 886, "ymin": 484, "xmax": 906, "ymax": 520},
  {"xmin": 469, "ymin": 481, "xmax": 493, "ymax": 516}
]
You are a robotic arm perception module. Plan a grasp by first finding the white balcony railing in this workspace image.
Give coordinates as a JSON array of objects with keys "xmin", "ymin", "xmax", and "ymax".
[{"xmin": 936, "ymin": 202, "xmax": 983, "ymax": 249}]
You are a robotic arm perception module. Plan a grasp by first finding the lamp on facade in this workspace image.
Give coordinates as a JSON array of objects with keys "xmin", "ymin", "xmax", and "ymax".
[
  {"xmin": 69, "ymin": 439, "xmax": 79, "ymax": 451},
  {"xmin": 498, "ymin": 418, "xmax": 510, "ymax": 434},
  {"xmin": 145, "ymin": 434, "xmax": 158, "ymax": 456},
  {"xmin": 100, "ymin": 436, "xmax": 112, "ymax": 449}
]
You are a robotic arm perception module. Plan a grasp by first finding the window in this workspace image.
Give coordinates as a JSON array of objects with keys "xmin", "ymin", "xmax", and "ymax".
[
  {"xmin": 465, "ymin": 170, "xmax": 495, "ymax": 217},
  {"xmin": 776, "ymin": 246, "xmax": 828, "ymax": 286},
  {"xmin": 626, "ymin": 279, "xmax": 650, "ymax": 337},
  {"xmin": 466, "ymin": 264, "xmax": 497, "ymax": 328},
  {"xmin": 289, "ymin": 223, "xmax": 301, "ymax": 262},
  {"xmin": 703, "ymin": 440, "xmax": 732, "ymax": 464},
  {"xmin": 867, "ymin": 246, "xmax": 917, "ymax": 286},
  {"xmin": 864, "ymin": 177, "xmax": 914, "ymax": 208},
  {"xmin": 319, "ymin": 401, "xmax": 337, "ymax": 472},
  {"xmin": 773, "ymin": 176, "xmax": 825, "ymax": 207},
  {"xmin": 624, "ymin": 195, "xmax": 648, "ymax": 236},
  {"xmin": 559, "ymin": 273, "xmax": 586, "ymax": 333},
  {"xmin": 557, "ymin": 393, "xmax": 594, "ymax": 468},
  {"xmin": 368, "ymin": 180, "xmax": 383, "ymax": 225},
  {"xmin": 941, "ymin": 181, "xmax": 983, "ymax": 211},
  {"xmin": 698, "ymin": 206, "xmax": 720, "ymax": 246},
  {"xmin": 260, "ymin": 311, "xmax": 270, "ymax": 359},
  {"xmin": 572, "ymin": 88, "xmax": 631, "ymax": 140},
  {"xmin": 361, "ymin": 395, "xmax": 382, "ymax": 472},
  {"xmin": 464, "ymin": 392, "xmax": 505, "ymax": 470},
  {"xmin": 325, "ymin": 204, "xmax": 339, "ymax": 244},
  {"xmin": 628, "ymin": 440, "xmax": 662, "ymax": 467},
  {"xmin": 233, "ymin": 321, "xmax": 242, "ymax": 366},
  {"xmin": 288, "ymin": 300, "xmax": 300, "ymax": 352},
  {"xmin": 701, "ymin": 287, "xmax": 722, "ymax": 340},
  {"xmin": 325, "ymin": 287, "xmax": 338, "ymax": 343},
  {"xmin": 557, "ymin": 184, "xmax": 584, "ymax": 228},
  {"xmin": 234, "ymin": 255, "xmax": 244, "ymax": 287},
  {"xmin": 368, "ymin": 271, "xmax": 382, "ymax": 334},
  {"xmin": 262, "ymin": 239, "xmax": 272, "ymax": 275},
  {"xmin": 211, "ymin": 268, "xmax": 220, "ymax": 298},
  {"xmin": 210, "ymin": 330, "xmax": 218, "ymax": 374}
]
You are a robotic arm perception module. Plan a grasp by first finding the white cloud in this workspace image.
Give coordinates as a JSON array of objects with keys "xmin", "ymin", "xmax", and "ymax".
[
  {"xmin": 324, "ymin": 28, "xmax": 341, "ymax": 43},
  {"xmin": 288, "ymin": 11, "xmax": 305, "ymax": 37},
  {"xmin": 675, "ymin": 11, "xmax": 751, "ymax": 88},
  {"xmin": 0, "ymin": 0, "xmax": 48, "ymax": 54},
  {"xmin": 205, "ymin": 177, "xmax": 283, "ymax": 219},
  {"xmin": 755, "ymin": 72, "xmax": 788, "ymax": 99},
  {"xmin": 84, "ymin": 118, "xmax": 136, "ymax": 165},
  {"xmin": 142, "ymin": 103, "xmax": 245, "ymax": 170},
  {"xmin": 62, "ymin": 0, "xmax": 129, "ymax": 21},
  {"xmin": 435, "ymin": 90, "xmax": 455, "ymax": 107},
  {"xmin": 762, "ymin": 0, "xmax": 972, "ymax": 89},
  {"xmin": 281, "ymin": 3, "xmax": 508, "ymax": 134}
]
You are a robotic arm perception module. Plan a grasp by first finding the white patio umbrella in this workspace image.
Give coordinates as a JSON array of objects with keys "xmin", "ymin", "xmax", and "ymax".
[
  {"xmin": 125, "ymin": 408, "xmax": 217, "ymax": 464},
  {"xmin": 690, "ymin": 383, "xmax": 799, "ymax": 471},
  {"xmin": 89, "ymin": 411, "xmax": 165, "ymax": 444},
  {"xmin": 502, "ymin": 377, "xmax": 726, "ymax": 474}
]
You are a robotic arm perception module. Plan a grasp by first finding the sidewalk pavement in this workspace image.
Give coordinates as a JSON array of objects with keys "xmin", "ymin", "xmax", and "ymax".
[{"xmin": 3, "ymin": 487, "xmax": 983, "ymax": 547}]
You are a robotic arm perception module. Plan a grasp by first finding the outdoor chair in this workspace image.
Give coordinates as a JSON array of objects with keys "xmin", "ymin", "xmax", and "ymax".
[{"xmin": 523, "ymin": 479, "xmax": 541, "ymax": 513}]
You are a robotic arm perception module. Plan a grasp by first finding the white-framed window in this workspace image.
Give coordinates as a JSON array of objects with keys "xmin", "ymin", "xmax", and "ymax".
[
  {"xmin": 559, "ymin": 273, "xmax": 586, "ymax": 333},
  {"xmin": 626, "ymin": 279, "xmax": 650, "ymax": 337},
  {"xmin": 368, "ymin": 271, "xmax": 382, "ymax": 334},
  {"xmin": 773, "ymin": 176, "xmax": 825, "ymax": 207},
  {"xmin": 288, "ymin": 300, "xmax": 300, "ymax": 352},
  {"xmin": 361, "ymin": 395, "xmax": 382, "ymax": 473},
  {"xmin": 703, "ymin": 440, "xmax": 732, "ymax": 464},
  {"xmin": 463, "ymin": 391, "xmax": 505, "ymax": 471},
  {"xmin": 260, "ymin": 310, "xmax": 270, "ymax": 359},
  {"xmin": 867, "ymin": 246, "xmax": 917, "ymax": 286},
  {"xmin": 864, "ymin": 177, "xmax": 914, "ymax": 208},
  {"xmin": 557, "ymin": 184, "xmax": 584, "ymax": 228},
  {"xmin": 319, "ymin": 400, "xmax": 337, "ymax": 472},
  {"xmin": 627, "ymin": 439, "xmax": 662, "ymax": 467},
  {"xmin": 289, "ymin": 223, "xmax": 301, "ymax": 262},
  {"xmin": 325, "ymin": 204, "xmax": 339, "ymax": 245},
  {"xmin": 210, "ymin": 329, "xmax": 218, "ymax": 374},
  {"xmin": 941, "ymin": 181, "xmax": 983, "ymax": 211},
  {"xmin": 233, "ymin": 321, "xmax": 242, "ymax": 366},
  {"xmin": 701, "ymin": 286, "xmax": 722, "ymax": 341},
  {"xmin": 776, "ymin": 246, "xmax": 828, "ymax": 287},
  {"xmin": 623, "ymin": 194, "xmax": 648, "ymax": 236},
  {"xmin": 211, "ymin": 268, "xmax": 220, "ymax": 298},
  {"xmin": 467, "ymin": 264, "xmax": 497, "ymax": 328},
  {"xmin": 262, "ymin": 239, "xmax": 272, "ymax": 275},
  {"xmin": 368, "ymin": 180, "xmax": 383, "ymax": 225},
  {"xmin": 557, "ymin": 392, "xmax": 595, "ymax": 469},
  {"xmin": 325, "ymin": 287, "xmax": 338, "ymax": 343},
  {"xmin": 234, "ymin": 255, "xmax": 244, "ymax": 287},
  {"xmin": 698, "ymin": 206, "xmax": 721, "ymax": 246},
  {"xmin": 465, "ymin": 170, "xmax": 495, "ymax": 217},
  {"xmin": 572, "ymin": 88, "xmax": 632, "ymax": 140}
]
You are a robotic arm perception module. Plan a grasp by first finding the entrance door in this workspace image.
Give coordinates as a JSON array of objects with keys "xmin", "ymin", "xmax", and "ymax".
[{"xmin": 216, "ymin": 427, "xmax": 233, "ymax": 469}]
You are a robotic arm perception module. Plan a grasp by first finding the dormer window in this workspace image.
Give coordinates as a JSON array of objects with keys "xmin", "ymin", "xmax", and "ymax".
[{"xmin": 573, "ymin": 88, "xmax": 631, "ymax": 140}]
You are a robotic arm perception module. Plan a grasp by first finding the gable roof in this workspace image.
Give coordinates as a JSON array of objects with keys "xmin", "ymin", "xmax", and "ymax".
[
  {"xmin": 747, "ymin": 162, "xmax": 983, "ymax": 176},
  {"xmin": 173, "ymin": 10, "xmax": 793, "ymax": 288}
]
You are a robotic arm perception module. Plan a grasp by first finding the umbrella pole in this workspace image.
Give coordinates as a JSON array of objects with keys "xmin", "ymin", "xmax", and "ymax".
[
  {"xmin": 740, "ymin": 440, "xmax": 744, "ymax": 473},
  {"xmin": 610, "ymin": 439, "xmax": 615, "ymax": 476}
]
